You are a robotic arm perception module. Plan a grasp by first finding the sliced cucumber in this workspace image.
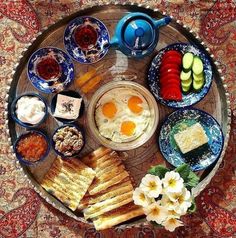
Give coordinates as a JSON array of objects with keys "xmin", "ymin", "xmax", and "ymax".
[
  {"xmin": 192, "ymin": 56, "xmax": 203, "ymax": 75},
  {"xmin": 180, "ymin": 70, "xmax": 191, "ymax": 81},
  {"xmin": 182, "ymin": 52, "xmax": 194, "ymax": 70},
  {"xmin": 181, "ymin": 77, "xmax": 192, "ymax": 88},
  {"xmin": 193, "ymin": 79, "xmax": 204, "ymax": 91},
  {"xmin": 193, "ymin": 72, "xmax": 204, "ymax": 82},
  {"xmin": 182, "ymin": 84, "xmax": 191, "ymax": 93}
]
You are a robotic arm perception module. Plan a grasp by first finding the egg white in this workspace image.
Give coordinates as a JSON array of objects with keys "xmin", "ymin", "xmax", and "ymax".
[{"xmin": 95, "ymin": 88, "xmax": 150, "ymax": 143}]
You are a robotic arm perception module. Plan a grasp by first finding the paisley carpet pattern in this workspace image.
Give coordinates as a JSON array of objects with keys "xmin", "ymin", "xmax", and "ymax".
[{"xmin": 0, "ymin": 0, "xmax": 235, "ymax": 237}]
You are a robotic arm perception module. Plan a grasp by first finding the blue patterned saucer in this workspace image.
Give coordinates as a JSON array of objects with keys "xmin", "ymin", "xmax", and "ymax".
[
  {"xmin": 27, "ymin": 47, "xmax": 75, "ymax": 94},
  {"xmin": 148, "ymin": 43, "xmax": 213, "ymax": 108},
  {"xmin": 64, "ymin": 16, "xmax": 110, "ymax": 64},
  {"xmin": 159, "ymin": 108, "xmax": 224, "ymax": 171}
]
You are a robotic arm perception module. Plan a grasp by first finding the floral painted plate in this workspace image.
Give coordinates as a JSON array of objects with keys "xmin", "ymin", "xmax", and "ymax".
[
  {"xmin": 64, "ymin": 16, "xmax": 110, "ymax": 64},
  {"xmin": 148, "ymin": 43, "xmax": 213, "ymax": 108},
  {"xmin": 159, "ymin": 108, "xmax": 224, "ymax": 171},
  {"xmin": 27, "ymin": 47, "xmax": 75, "ymax": 94}
]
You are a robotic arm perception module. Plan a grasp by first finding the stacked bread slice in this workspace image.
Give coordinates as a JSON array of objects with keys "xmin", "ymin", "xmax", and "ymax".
[
  {"xmin": 41, "ymin": 157, "xmax": 96, "ymax": 211},
  {"xmin": 79, "ymin": 147, "xmax": 144, "ymax": 230},
  {"xmin": 41, "ymin": 147, "xmax": 144, "ymax": 230}
]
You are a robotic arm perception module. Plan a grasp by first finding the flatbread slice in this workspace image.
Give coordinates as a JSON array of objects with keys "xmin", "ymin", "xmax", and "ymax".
[
  {"xmin": 79, "ymin": 147, "xmax": 143, "ymax": 230},
  {"xmin": 93, "ymin": 203, "xmax": 144, "ymax": 230},
  {"xmin": 41, "ymin": 157, "xmax": 95, "ymax": 211}
]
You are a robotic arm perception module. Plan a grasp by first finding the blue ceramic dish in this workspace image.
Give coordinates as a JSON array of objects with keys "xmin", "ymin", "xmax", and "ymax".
[
  {"xmin": 158, "ymin": 108, "xmax": 224, "ymax": 171},
  {"xmin": 52, "ymin": 124, "xmax": 85, "ymax": 158},
  {"xmin": 14, "ymin": 130, "xmax": 50, "ymax": 166},
  {"xmin": 148, "ymin": 43, "xmax": 213, "ymax": 108},
  {"xmin": 64, "ymin": 16, "xmax": 110, "ymax": 64},
  {"xmin": 27, "ymin": 47, "xmax": 75, "ymax": 93},
  {"xmin": 10, "ymin": 93, "xmax": 48, "ymax": 129},
  {"xmin": 50, "ymin": 90, "xmax": 84, "ymax": 124}
]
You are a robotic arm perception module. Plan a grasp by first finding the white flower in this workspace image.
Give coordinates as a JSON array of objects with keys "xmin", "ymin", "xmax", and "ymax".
[
  {"xmin": 140, "ymin": 174, "xmax": 162, "ymax": 198},
  {"xmin": 133, "ymin": 187, "xmax": 154, "ymax": 207},
  {"xmin": 167, "ymin": 209, "xmax": 181, "ymax": 218},
  {"xmin": 162, "ymin": 216, "xmax": 184, "ymax": 232},
  {"xmin": 161, "ymin": 194, "xmax": 178, "ymax": 211},
  {"xmin": 167, "ymin": 187, "xmax": 192, "ymax": 215},
  {"xmin": 144, "ymin": 201, "xmax": 168, "ymax": 224},
  {"xmin": 162, "ymin": 171, "xmax": 184, "ymax": 193}
]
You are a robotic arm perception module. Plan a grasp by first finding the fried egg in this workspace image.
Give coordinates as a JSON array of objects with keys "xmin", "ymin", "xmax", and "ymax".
[{"xmin": 95, "ymin": 88, "xmax": 150, "ymax": 143}]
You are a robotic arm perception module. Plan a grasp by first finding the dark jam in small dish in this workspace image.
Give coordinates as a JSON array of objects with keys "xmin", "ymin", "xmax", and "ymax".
[
  {"xmin": 16, "ymin": 132, "xmax": 48, "ymax": 162},
  {"xmin": 36, "ymin": 57, "xmax": 61, "ymax": 80},
  {"xmin": 74, "ymin": 25, "xmax": 98, "ymax": 50}
]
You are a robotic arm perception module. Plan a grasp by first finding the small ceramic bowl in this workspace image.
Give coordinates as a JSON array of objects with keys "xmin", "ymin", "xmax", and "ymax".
[
  {"xmin": 10, "ymin": 93, "xmax": 48, "ymax": 129},
  {"xmin": 27, "ymin": 47, "xmax": 75, "ymax": 93},
  {"xmin": 87, "ymin": 81, "xmax": 159, "ymax": 151},
  {"xmin": 158, "ymin": 108, "xmax": 224, "ymax": 171},
  {"xmin": 51, "ymin": 124, "xmax": 85, "ymax": 158},
  {"xmin": 148, "ymin": 43, "xmax": 213, "ymax": 108},
  {"xmin": 64, "ymin": 16, "xmax": 110, "ymax": 64},
  {"xmin": 50, "ymin": 90, "xmax": 84, "ymax": 124},
  {"xmin": 14, "ymin": 130, "xmax": 50, "ymax": 166}
]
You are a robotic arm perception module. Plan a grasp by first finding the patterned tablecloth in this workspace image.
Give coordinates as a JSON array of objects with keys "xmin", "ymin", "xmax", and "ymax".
[{"xmin": 0, "ymin": 1, "xmax": 235, "ymax": 237}]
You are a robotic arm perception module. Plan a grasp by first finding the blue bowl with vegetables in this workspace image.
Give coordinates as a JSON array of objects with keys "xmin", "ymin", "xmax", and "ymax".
[{"xmin": 148, "ymin": 43, "xmax": 213, "ymax": 108}]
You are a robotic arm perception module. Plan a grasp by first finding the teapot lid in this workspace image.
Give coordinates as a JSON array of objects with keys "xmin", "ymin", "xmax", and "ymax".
[{"xmin": 123, "ymin": 18, "xmax": 154, "ymax": 50}]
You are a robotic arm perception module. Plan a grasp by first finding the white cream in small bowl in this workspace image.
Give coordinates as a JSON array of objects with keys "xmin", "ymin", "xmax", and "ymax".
[{"xmin": 11, "ymin": 93, "xmax": 48, "ymax": 128}]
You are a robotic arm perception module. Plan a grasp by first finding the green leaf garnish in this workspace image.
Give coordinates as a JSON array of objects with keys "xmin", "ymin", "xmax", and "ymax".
[
  {"xmin": 148, "ymin": 165, "xmax": 170, "ymax": 179},
  {"xmin": 175, "ymin": 163, "xmax": 200, "ymax": 189},
  {"xmin": 188, "ymin": 198, "xmax": 197, "ymax": 213},
  {"xmin": 185, "ymin": 170, "xmax": 200, "ymax": 189},
  {"xmin": 175, "ymin": 163, "xmax": 190, "ymax": 182},
  {"xmin": 150, "ymin": 221, "xmax": 163, "ymax": 227}
]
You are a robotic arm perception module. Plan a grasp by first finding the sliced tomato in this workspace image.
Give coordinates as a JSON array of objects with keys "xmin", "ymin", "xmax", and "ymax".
[
  {"xmin": 161, "ymin": 55, "xmax": 182, "ymax": 66},
  {"xmin": 160, "ymin": 71, "xmax": 181, "ymax": 80},
  {"xmin": 160, "ymin": 63, "xmax": 180, "ymax": 74},
  {"xmin": 161, "ymin": 88, "xmax": 182, "ymax": 101},
  {"xmin": 160, "ymin": 73, "xmax": 181, "ymax": 84},
  {"xmin": 161, "ymin": 81, "xmax": 181, "ymax": 90},
  {"xmin": 160, "ymin": 73, "xmax": 180, "ymax": 83},
  {"xmin": 160, "ymin": 85, "xmax": 180, "ymax": 97},
  {"xmin": 162, "ymin": 50, "xmax": 182, "ymax": 61},
  {"xmin": 160, "ymin": 68, "xmax": 180, "ymax": 77},
  {"xmin": 160, "ymin": 79, "xmax": 180, "ymax": 88}
]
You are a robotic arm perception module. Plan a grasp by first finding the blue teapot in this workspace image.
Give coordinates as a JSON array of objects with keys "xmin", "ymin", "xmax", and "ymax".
[{"xmin": 110, "ymin": 12, "xmax": 171, "ymax": 58}]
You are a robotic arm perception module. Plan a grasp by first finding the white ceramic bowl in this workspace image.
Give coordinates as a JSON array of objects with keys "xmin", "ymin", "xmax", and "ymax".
[{"xmin": 87, "ymin": 81, "xmax": 159, "ymax": 151}]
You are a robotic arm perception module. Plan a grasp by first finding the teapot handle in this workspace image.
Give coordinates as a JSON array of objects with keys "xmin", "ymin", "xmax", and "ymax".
[{"xmin": 154, "ymin": 16, "xmax": 171, "ymax": 29}]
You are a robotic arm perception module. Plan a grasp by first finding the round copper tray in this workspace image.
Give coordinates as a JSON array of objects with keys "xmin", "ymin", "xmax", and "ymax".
[{"xmin": 5, "ymin": 3, "xmax": 231, "ymax": 227}]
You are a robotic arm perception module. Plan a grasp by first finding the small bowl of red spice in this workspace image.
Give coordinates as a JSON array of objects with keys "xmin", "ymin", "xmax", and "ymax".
[{"xmin": 14, "ymin": 130, "xmax": 50, "ymax": 166}]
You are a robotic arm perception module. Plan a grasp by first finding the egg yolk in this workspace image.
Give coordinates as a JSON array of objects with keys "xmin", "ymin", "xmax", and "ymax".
[
  {"xmin": 128, "ymin": 96, "xmax": 143, "ymax": 114},
  {"xmin": 120, "ymin": 121, "xmax": 136, "ymax": 136},
  {"xmin": 102, "ymin": 102, "xmax": 117, "ymax": 119}
]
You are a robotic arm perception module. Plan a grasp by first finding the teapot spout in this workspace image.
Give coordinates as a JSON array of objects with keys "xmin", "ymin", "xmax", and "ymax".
[
  {"xmin": 109, "ymin": 36, "xmax": 119, "ymax": 49},
  {"xmin": 154, "ymin": 16, "xmax": 171, "ymax": 29}
]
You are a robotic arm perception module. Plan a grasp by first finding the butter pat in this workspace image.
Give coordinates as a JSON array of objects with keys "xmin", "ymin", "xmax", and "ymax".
[
  {"xmin": 54, "ymin": 94, "xmax": 82, "ymax": 120},
  {"xmin": 174, "ymin": 123, "xmax": 208, "ymax": 154}
]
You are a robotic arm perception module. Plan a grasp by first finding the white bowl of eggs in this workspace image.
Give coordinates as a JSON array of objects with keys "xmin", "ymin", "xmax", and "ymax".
[{"xmin": 87, "ymin": 81, "xmax": 159, "ymax": 151}]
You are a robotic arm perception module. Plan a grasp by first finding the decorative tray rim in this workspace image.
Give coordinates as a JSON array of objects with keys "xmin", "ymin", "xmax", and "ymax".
[{"xmin": 4, "ymin": 2, "xmax": 232, "ymax": 229}]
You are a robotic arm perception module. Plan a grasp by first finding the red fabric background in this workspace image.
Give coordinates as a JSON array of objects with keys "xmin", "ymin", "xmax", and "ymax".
[{"xmin": 0, "ymin": 1, "xmax": 235, "ymax": 237}]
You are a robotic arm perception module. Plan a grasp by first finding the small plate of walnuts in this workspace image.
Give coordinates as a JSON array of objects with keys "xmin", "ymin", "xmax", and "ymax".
[{"xmin": 52, "ymin": 124, "xmax": 84, "ymax": 158}]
